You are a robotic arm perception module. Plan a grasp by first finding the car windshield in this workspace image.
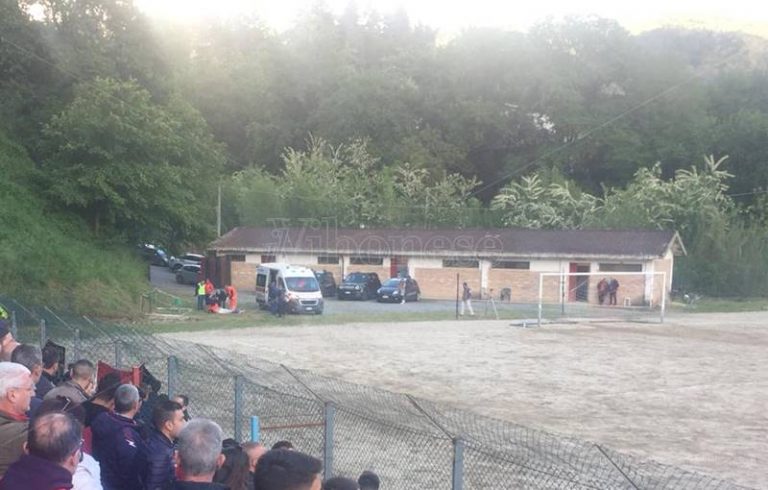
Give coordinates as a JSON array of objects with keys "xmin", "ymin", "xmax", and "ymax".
[
  {"xmin": 284, "ymin": 277, "xmax": 320, "ymax": 292},
  {"xmin": 383, "ymin": 279, "xmax": 402, "ymax": 287},
  {"xmin": 345, "ymin": 273, "xmax": 368, "ymax": 283}
]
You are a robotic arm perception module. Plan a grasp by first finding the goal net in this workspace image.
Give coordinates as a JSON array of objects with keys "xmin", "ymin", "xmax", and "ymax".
[{"xmin": 537, "ymin": 271, "xmax": 667, "ymax": 326}]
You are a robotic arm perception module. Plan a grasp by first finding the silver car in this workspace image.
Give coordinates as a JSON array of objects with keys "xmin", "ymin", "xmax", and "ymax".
[
  {"xmin": 175, "ymin": 264, "xmax": 201, "ymax": 285},
  {"xmin": 169, "ymin": 253, "xmax": 205, "ymax": 272}
]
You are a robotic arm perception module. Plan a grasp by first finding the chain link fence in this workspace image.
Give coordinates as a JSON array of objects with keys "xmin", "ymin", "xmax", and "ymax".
[{"xmin": 0, "ymin": 295, "xmax": 751, "ymax": 489}]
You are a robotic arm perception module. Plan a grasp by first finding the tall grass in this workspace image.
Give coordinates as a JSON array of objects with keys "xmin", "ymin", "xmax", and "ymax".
[{"xmin": 0, "ymin": 132, "xmax": 148, "ymax": 316}]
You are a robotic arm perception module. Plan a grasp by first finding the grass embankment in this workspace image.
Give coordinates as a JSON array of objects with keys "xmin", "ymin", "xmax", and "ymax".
[{"xmin": 0, "ymin": 131, "xmax": 149, "ymax": 316}]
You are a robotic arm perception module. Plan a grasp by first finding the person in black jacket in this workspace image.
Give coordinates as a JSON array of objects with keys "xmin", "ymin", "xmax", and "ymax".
[
  {"xmin": 36, "ymin": 344, "xmax": 59, "ymax": 399},
  {"xmin": 138, "ymin": 399, "xmax": 186, "ymax": 490},
  {"xmin": 0, "ymin": 412, "xmax": 82, "ymax": 490},
  {"xmin": 91, "ymin": 384, "xmax": 145, "ymax": 490}
]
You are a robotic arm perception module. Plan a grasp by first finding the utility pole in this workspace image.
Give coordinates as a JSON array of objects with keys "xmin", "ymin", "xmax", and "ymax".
[{"xmin": 217, "ymin": 182, "xmax": 222, "ymax": 237}]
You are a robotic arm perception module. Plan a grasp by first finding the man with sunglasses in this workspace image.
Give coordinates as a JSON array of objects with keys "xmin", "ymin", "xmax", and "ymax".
[
  {"xmin": 0, "ymin": 362, "xmax": 34, "ymax": 477},
  {"xmin": 0, "ymin": 411, "xmax": 83, "ymax": 490}
]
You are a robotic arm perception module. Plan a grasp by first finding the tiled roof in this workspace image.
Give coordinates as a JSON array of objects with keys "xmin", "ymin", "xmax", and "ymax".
[{"xmin": 209, "ymin": 227, "xmax": 684, "ymax": 259}]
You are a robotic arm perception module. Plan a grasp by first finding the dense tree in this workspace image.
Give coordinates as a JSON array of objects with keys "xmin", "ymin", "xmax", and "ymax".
[
  {"xmin": 41, "ymin": 77, "xmax": 224, "ymax": 244},
  {"xmin": 230, "ymin": 138, "xmax": 481, "ymax": 229},
  {"xmin": 5, "ymin": 0, "xmax": 768, "ymax": 298}
]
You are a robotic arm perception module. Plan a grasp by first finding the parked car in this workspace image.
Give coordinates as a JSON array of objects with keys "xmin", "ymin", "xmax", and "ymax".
[
  {"xmin": 337, "ymin": 272, "xmax": 381, "ymax": 300},
  {"xmin": 377, "ymin": 277, "xmax": 421, "ymax": 303},
  {"xmin": 313, "ymin": 270, "xmax": 337, "ymax": 297},
  {"xmin": 176, "ymin": 264, "xmax": 201, "ymax": 285},
  {"xmin": 137, "ymin": 243, "xmax": 169, "ymax": 267},
  {"xmin": 169, "ymin": 253, "xmax": 205, "ymax": 272}
]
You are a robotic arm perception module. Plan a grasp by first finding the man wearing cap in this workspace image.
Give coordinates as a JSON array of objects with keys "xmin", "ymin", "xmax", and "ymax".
[
  {"xmin": 0, "ymin": 320, "xmax": 20, "ymax": 362},
  {"xmin": 0, "ymin": 362, "xmax": 34, "ymax": 477}
]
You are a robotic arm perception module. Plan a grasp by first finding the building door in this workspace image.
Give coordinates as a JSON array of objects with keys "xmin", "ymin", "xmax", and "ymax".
[
  {"xmin": 569, "ymin": 263, "xmax": 590, "ymax": 302},
  {"xmin": 390, "ymin": 256, "xmax": 408, "ymax": 279}
]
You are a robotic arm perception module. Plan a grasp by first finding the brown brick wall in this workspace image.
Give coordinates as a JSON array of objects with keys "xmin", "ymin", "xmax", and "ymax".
[
  {"xmin": 652, "ymin": 258, "xmax": 673, "ymax": 305},
  {"xmin": 231, "ymin": 262, "xmax": 258, "ymax": 292},
  {"xmin": 344, "ymin": 265, "xmax": 391, "ymax": 282},
  {"xmin": 609, "ymin": 275, "xmax": 647, "ymax": 306},
  {"xmin": 487, "ymin": 270, "xmax": 548, "ymax": 303},
  {"xmin": 312, "ymin": 264, "xmax": 342, "ymax": 280},
  {"xmin": 414, "ymin": 268, "xmax": 481, "ymax": 299}
]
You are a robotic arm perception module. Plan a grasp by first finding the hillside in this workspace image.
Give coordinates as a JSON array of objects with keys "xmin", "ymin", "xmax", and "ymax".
[{"xmin": 0, "ymin": 131, "xmax": 148, "ymax": 315}]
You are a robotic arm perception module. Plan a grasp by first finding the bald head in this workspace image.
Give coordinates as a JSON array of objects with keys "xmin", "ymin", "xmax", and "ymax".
[{"xmin": 28, "ymin": 412, "xmax": 82, "ymax": 469}]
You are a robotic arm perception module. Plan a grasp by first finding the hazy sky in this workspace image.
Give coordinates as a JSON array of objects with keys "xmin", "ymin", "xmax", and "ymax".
[{"xmin": 134, "ymin": 0, "xmax": 768, "ymax": 36}]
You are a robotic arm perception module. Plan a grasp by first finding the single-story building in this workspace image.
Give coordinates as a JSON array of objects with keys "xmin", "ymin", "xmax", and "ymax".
[{"xmin": 205, "ymin": 227, "xmax": 685, "ymax": 305}]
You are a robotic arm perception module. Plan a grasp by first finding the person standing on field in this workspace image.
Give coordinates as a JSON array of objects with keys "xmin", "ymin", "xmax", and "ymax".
[
  {"xmin": 608, "ymin": 277, "xmax": 620, "ymax": 306},
  {"xmin": 196, "ymin": 280, "xmax": 206, "ymax": 311},
  {"xmin": 597, "ymin": 278, "xmax": 608, "ymax": 305},
  {"xmin": 460, "ymin": 282, "xmax": 474, "ymax": 316}
]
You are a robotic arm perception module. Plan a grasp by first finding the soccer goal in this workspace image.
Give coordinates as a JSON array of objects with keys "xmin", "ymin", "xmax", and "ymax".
[{"xmin": 536, "ymin": 271, "xmax": 667, "ymax": 327}]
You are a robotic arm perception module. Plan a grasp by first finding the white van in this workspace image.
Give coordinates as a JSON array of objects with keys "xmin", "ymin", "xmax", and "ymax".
[{"xmin": 255, "ymin": 263, "xmax": 324, "ymax": 314}]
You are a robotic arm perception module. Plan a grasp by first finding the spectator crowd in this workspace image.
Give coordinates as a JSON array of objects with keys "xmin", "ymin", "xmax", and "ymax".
[{"xmin": 0, "ymin": 320, "xmax": 380, "ymax": 490}]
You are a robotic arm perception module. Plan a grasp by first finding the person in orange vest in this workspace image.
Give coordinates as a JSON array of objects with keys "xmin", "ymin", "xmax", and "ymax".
[
  {"xmin": 204, "ymin": 279, "xmax": 214, "ymax": 307},
  {"xmin": 225, "ymin": 285, "xmax": 237, "ymax": 310}
]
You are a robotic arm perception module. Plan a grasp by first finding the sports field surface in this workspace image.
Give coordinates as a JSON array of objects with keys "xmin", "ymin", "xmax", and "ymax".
[{"xmin": 169, "ymin": 311, "xmax": 767, "ymax": 488}]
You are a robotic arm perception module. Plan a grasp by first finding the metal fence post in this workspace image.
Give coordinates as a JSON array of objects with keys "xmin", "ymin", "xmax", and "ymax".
[
  {"xmin": 10, "ymin": 311, "xmax": 17, "ymax": 339},
  {"xmin": 114, "ymin": 340, "xmax": 122, "ymax": 368},
  {"xmin": 250, "ymin": 416, "xmax": 260, "ymax": 443},
  {"xmin": 39, "ymin": 319, "xmax": 47, "ymax": 348},
  {"xmin": 234, "ymin": 375, "xmax": 244, "ymax": 442},
  {"xmin": 452, "ymin": 437, "xmax": 465, "ymax": 490},
  {"xmin": 323, "ymin": 402, "xmax": 335, "ymax": 480},
  {"xmin": 73, "ymin": 328, "xmax": 81, "ymax": 361},
  {"xmin": 167, "ymin": 356, "xmax": 178, "ymax": 399}
]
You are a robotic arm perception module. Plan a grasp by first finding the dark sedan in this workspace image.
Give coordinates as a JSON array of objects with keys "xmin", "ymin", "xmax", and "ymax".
[
  {"xmin": 376, "ymin": 277, "xmax": 420, "ymax": 303},
  {"xmin": 337, "ymin": 272, "xmax": 381, "ymax": 300}
]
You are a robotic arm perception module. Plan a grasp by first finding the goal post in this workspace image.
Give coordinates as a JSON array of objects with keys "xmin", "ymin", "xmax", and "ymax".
[{"xmin": 537, "ymin": 271, "xmax": 667, "ymax": 327}]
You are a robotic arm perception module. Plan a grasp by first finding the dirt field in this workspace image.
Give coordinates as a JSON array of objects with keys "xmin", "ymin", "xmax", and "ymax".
[{"xmin": 169, "ymin": 311, "xmax": 768, "ymax": 488}]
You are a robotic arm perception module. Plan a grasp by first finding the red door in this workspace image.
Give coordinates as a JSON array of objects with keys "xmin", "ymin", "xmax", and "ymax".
[{"xmin": 390, "ymin": 257, "xmax": 408, "ymax": 279}]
